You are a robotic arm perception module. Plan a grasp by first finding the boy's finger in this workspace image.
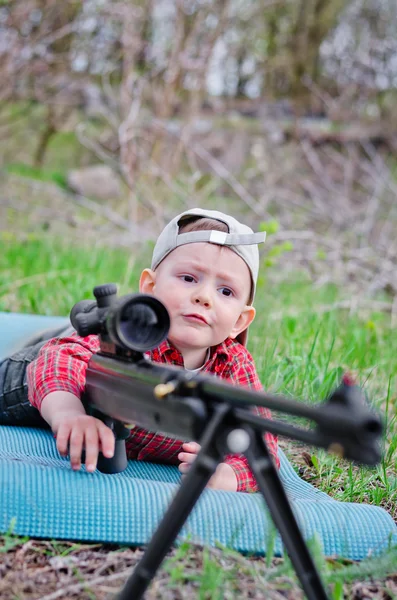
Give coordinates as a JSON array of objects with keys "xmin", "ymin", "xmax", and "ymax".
[
  {"xmin": 178, "ymin": 452, "xmax": 197, "ymax": 464},
  {"xmin": 178, "ymin": 462, "xmax": 190, "ymax": 474},
  {"xmin": 56, "ymin": 424, "xmax": 71, "ymax": 456},
  {"xmin": 182, "ymin": 441, "xmax": 201, "ymax": 453},
  {"xmin": 69, "ymin": 428, "xmax": 84, "ymax": 470},
  {"xmin": 99, "ymin": 424, "xmax": 115, "ymax": 459},
  {"xmin": 84, "ymin": 427, "xmax": 99, "ymax": 472}
]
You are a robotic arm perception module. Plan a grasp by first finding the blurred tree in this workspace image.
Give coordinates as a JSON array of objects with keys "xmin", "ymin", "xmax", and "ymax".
[
  {"xmin": 207, "ymin": 0, "xmax": 350, "ymax": 114},
  {"xmin": 1, "ymin": 0, "xmax": 396, "ymax": 182},
  {"xmin": 320, "ymin": 0, "xmax": 397, "ymax": 123},
  {"xmin": 3, "ymin": 1, "xmax": 397, "ymax": 124},
  {"xmin": 0, "ymin": 0, "xmax": 84, "ymax": 165}
]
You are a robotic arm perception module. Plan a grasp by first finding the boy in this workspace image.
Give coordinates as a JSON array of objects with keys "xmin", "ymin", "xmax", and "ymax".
[{"xmin": 26, "ymin": 208, "xmax": 279, "ymax": 492}]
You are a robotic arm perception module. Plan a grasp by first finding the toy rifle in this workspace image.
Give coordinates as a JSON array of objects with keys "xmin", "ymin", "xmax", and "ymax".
[{"xmin": 70, "ymin": 284, "xmax": 383, "ymax": 600}]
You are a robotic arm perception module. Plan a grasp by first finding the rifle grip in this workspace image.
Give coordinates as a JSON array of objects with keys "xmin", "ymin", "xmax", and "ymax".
[{"xmin": 97, "ymin": 438, "xmax": 128, "ymax": 474}]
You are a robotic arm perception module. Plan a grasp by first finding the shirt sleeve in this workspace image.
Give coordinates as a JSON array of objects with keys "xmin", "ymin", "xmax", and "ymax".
[
  {"xmin": 27, "ymin": 333, "xmax": 100, "ymax": 411},
  {"xmin": 222, "ymin": 348, "xmax": 279, "ymax": 493}
]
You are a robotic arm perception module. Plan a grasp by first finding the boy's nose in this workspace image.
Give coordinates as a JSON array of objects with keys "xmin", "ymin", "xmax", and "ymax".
[
  {"xmin": 193, "ymin": 287, "xmax": 212, "ymax": 308},
  {"xmin": 194, "ymin": 296, "xmax": 210, "ymax": 308}
]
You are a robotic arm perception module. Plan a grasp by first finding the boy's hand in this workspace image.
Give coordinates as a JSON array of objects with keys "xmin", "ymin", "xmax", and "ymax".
[
  {"xmin": 41, "ymin": 391, "xmax": 115, "ymax": 473},
  {"xmin": 178, "ymin": 442, "xmax": 238, "ymax": 492},
  {"xmin": 56, "ymin": 414, "xmax": 115, "ymax": 473}
]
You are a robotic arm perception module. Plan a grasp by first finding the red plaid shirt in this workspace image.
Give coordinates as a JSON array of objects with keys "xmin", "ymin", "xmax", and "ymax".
[{"xmin": 27, "ymin": 334, "xmax": 279, "ymax": 492}]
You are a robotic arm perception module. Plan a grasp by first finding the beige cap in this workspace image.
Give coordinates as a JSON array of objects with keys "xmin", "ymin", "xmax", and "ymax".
[{"xmin": 151, "ymin": 208, "xmax": 266, "ymax": 346}]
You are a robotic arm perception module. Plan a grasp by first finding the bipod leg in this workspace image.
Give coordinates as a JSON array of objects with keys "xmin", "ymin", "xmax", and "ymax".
[
  {"xmin": 245, "ymin": 428, "xmax": 330, "ymax": 600},
  {"xmin": 117, "ymin": 404, "xmax": 230, "ymax": 600}
]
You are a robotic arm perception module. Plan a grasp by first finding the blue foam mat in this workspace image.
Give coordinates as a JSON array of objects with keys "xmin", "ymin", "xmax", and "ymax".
[
  {"xmin": 0, "ymin": 311, "xmax": 396, "ymax": 558},
  {"xmin": 0, "ymin": 311, "xmax": 69, "ymax": 359},
  {"xmin": 1, "ymin": 426, "xmax": 396, "ymax": 559}
]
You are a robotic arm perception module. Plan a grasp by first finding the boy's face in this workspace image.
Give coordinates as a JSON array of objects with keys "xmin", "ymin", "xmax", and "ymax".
[{"xmin": 139, "ymin": 243, "xmax": 255, "ymax": 360}]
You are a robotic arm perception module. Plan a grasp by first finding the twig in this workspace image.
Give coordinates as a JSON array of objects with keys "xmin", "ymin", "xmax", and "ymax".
[
  {"xmin": 37, "ymin": 568, "xmax": 133, "ymax": 600},
  {"xmin": 75, "ymin": 123, "xmax": 120, "ymax": 170},
  {"xmin": 151, "ymin": 117, "xmax": 266, "ymax": 218},
  {"xmin": 71, "ymin": 194, "xmax": 138, "ymax": 234}
]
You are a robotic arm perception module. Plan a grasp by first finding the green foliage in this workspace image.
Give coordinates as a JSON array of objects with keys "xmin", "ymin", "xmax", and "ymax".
[
  {"xmin": 264, "ymin": 241, "xmax": 294, "ymax": 267},
  {"xmin": 259, "ymin": 220, "xmax": 294, "ymax": 269},
  {"xmin": 259, "ymin": 219, "xmax": 280, "ymax": 235},
  {"xmin": 0, "ymin": 104, "xmax": 96, "ymax": 170},
  {"xmin": 45, "ymin": 131, "xmax": 93, "ymax": 171},
  {"xmin": 5, "ymin": 163, "xmax": 67, "ymax": 189},
  {"xmin": 317, "ymin": 248, "xmax": 327, "ymax": 260}
]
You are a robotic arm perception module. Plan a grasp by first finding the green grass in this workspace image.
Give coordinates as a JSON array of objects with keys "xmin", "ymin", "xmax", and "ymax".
[
  {"xmin": 251, "ymin": 275, "xmax": 397, "ymax": 515},
  {"xmin": 0, "ymin": 232, "xmax": 151, "ymax": 315},
  {"xmin": 1, "ymin": 234, "xmax": 396, "ymax": 597}
]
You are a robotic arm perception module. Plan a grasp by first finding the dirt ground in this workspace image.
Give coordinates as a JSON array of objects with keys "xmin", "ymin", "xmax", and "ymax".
[{"xmin": 1, "ymin": 538, "xmax": 397, "ymax": 600}]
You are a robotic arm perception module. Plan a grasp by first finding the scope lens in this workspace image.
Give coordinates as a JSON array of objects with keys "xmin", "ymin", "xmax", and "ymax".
[{"xmin": 108, "ymin": 294, "xmax": 170, "ymax": 352}]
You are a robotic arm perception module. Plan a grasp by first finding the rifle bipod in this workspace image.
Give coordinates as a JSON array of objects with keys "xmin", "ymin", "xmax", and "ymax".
[{"xmin": 117, "ymin": 403, "xmax": 329, "ymax": 600}]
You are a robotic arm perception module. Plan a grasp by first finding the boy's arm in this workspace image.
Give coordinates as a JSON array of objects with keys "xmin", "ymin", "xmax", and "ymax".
[
  {"xmin": 27, "ymin": 334, "xmax": 114, "ymax": 471},
  {"xmin": 41, "ymin": 391, "xmax": 86, "ymax": 431},
  {"xmin": 27, "ymin": 333, "xmax": 100, "ymax": 411}
]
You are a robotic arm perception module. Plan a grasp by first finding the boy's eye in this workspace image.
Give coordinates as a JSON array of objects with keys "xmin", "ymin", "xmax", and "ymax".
[
  {"xmin": 181, "ymin": 275, "xmax": 195, "ymax": 283},
  {"xmin": 219, "ymin": 287, "xmax": 233, "ymax": 297}
]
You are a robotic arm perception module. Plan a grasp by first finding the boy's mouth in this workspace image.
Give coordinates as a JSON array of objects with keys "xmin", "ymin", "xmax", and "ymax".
[{"xmin": 183, "ymin": 313, "xmax": 208, "ymax": 325}]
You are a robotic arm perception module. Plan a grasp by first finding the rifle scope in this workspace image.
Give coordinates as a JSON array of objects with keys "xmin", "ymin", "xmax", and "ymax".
[{"xmin": 70, "ymin": 284, "xmax": 170, "ymax": 352}]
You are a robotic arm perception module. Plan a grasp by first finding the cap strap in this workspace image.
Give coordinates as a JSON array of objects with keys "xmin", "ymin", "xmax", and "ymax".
[{"xmin": 176, "ymin": 230, "xmax": 266, "ymax": 247}]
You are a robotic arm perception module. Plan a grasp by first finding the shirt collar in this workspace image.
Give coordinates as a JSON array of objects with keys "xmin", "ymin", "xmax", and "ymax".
[
  {"xmin": 148, "ymin": 336, "xmax": 240, "ymax": 367},
  {"xmin": 209, "ymin": 337, "xmax": 241, "ymax": 362}
]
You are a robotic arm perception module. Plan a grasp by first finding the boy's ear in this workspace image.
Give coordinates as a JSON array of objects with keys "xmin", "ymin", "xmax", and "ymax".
[
  {"xmin": 230, "ymin": 305, "xmax": 256, "ymax": 339},
  {"xmin": 139, "ymin": 268, "xmax": 156, "ymax": 294}
]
